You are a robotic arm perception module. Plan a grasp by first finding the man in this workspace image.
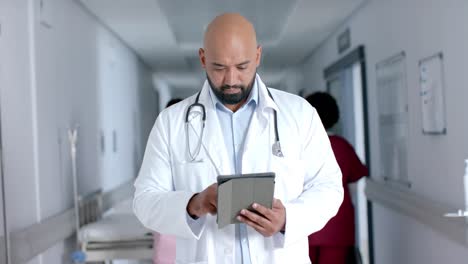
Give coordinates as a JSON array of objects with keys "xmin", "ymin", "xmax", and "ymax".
[{"xmin": 133, "ymin": 13, "xmax": 343, "ymax": 264}]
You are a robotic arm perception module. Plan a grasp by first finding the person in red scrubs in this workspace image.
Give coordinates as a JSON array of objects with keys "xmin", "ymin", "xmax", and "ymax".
[{"xmin": 306, "ymin": 92, "xmax": 368, "ymax": 264}]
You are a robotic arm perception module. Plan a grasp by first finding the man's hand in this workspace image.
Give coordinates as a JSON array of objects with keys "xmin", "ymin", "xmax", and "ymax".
[
  {"xmin": 186, "ymin": 183, "xmax": 218, "ymax": 219},
  {"xmin": 237, "ymin": 198, "xmax": 286, "ymax": 237}
]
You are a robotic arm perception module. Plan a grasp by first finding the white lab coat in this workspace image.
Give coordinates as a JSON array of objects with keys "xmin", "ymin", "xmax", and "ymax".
[{"xmin": 134, "ymin": 75, "xmax": 343, "ymax": 264}]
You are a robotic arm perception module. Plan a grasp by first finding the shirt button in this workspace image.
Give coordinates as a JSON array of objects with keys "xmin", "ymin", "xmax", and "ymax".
[{"xmin": 224, "ymin": 248, "xmax": 232, "ymax": 254}]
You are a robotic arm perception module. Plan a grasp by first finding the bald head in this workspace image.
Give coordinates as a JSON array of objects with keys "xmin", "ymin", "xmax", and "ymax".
[
  {"xmin": 203, "ymin": 13, "xmax": 257, "ymax": 51},
  {"xmin": 199, "ymin": 13, "xmax": 262, "ymax": 111}
]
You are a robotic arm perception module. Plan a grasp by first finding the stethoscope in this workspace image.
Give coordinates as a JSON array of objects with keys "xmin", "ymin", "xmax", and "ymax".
[{"xmin": 185, "ymin": 88, "xmax": 284, "ymax": 164}]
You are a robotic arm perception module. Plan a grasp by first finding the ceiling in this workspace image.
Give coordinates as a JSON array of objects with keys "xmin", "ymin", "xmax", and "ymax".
[{"xmin": 79, "ymin": 0, "xmax": 367, "ymax": 85}]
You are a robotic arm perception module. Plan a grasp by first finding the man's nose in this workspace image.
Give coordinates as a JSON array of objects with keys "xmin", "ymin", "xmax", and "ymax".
[{"xmin": 224, "ymin": 68, "xmax": 236, "ymax": 86}]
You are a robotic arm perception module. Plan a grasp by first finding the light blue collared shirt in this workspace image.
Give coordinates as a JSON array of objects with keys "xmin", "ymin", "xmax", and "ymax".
[{"xmin": 208, "ymin": 81, "xmax": 258, "ymax": 264}]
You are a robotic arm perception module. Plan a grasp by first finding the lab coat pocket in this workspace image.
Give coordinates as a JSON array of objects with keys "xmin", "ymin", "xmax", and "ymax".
[
  {"xmin": 271, "ymin": 156, "xmax": 306, "ymax": 202},
  {"xmin": 173, "ymin": 160, "xmax": 217, "ymax": 192}
]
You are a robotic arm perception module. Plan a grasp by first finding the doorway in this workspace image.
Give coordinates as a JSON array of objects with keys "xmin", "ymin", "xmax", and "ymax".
[
  {"xmin": 0, "ymin": 13, "xmax": 10, "ymax": 264},
  {"xmin": 0, "ymin": 121, "xmax": 8, "ymax": 264},
  {"xmin": 324, "ymin": 46, "xmax": 373, "ymax": 264}
]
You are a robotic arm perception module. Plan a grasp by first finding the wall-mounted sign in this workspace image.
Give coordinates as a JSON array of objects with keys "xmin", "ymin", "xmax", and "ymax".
[
  {"xmin": 337, "ymin": 28, "xmax": 351, "ymax": 54},
  {"xmin": 419, "ymin": 52, "xmax": 447, "ymax": 135}
]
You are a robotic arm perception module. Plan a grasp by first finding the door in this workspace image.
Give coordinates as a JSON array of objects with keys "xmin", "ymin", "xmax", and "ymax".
[
  {"xmin": 324, "ymin": 46, "xmax": 372, "ymax": 264},
  {"xmin": 0, "ymin": 124, "xmax": 8, "ymax": 264},
  {"xmin": 0, "ymin": 10, "xmax": 10, "ymax": 264}
]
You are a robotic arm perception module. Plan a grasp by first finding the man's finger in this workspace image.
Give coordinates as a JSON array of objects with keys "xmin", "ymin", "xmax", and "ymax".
[
  {"xmin": 240, "ymin": 209, "xmax": 271, "ymax": 227},
  {"xmin": 209, "ymin": 198, "xmax": 217, "ymax": 208},
  {"xmin": 237, "ymin": 215, "xmax": 266, "ymax": 234},
  {"xmin": 272, "ymin": 198, "xmax": 284, "ymax": 209},
  {"xmin": 208, "ymin": 204, "xmax": 217, "ymax": 215},
  {"xmin": 251, "ymin": 203, "xmax": 274, "ymax": 219}
]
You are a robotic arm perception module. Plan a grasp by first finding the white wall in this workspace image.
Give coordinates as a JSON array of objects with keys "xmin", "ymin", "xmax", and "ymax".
[
  {"xmin": 0, "ymin": 0, "xmax": 157, "ymax": 263},
  {"xmin": 275, "ymin": 68, "xmax": 304, "ymax": 95},
  {"xmin": 94, "ymin": 19, "xmax": 157, "ymax": 192},
  {"xmin": 301, "ymin": 0, "xmax": 468, "ymax": 263},
  {"xmin": 153, "ymin": 76, "xmax": 172, "ymax": 112},
  {"xmin": 0, "ymin": 1, "xmax": 42, "ymax": 263}
]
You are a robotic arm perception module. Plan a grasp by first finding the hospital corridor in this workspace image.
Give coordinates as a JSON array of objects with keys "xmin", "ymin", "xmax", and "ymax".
[{"xmin": 1, "ymin": 0, "xmax": 468, "ymax": 263}]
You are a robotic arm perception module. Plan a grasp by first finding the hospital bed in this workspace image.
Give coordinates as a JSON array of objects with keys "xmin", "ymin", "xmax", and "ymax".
[
  {"xmin": 74, "ymin": 190, "xmax": 153, "ymax": 263},
  {"xmin": 68, "ymin": 128, "xmax": 153, "ymax": 263}
]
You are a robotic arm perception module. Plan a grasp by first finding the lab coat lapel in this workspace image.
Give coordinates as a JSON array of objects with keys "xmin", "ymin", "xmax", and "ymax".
[
  {"xmin": 242, "ymin": 75, "xmax": 279, "ymax": 171},
  {"xmin": 197, "ymin": 82, "xmax": 234, "ymax": 175}
]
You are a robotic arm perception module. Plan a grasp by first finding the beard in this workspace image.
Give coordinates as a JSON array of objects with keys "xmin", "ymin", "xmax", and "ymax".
[{"xmin": 206, "ymin": 73, "xmax": 256, "ymax": 105}]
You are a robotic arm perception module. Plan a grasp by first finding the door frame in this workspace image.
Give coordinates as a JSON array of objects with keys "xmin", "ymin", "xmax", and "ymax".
[
  {"xmin": 0, "ymin": 109, "xmax": 9, "ymax": 264},
  {"xmin": 323, "ymin": 45, "xmax": 374, "ymax": 264},
  {"xmin": 0, "ymin": 14, "xmax": 11, "ymax": 264}
]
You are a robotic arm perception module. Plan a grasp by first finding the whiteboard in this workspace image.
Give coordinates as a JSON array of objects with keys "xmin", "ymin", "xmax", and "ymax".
[
  {"xmin": 375, "ymin": 52, "xmax": 410, "ymax": 187},
  {"xmin": 419, "ymin": 53, "xmax": 447, "ymax": 134}
]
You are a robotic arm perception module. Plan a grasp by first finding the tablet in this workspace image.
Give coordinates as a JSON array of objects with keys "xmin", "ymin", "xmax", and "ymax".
[{"xmin": 216, "ymin": 172, "xmax": 275, "ymax": 228}]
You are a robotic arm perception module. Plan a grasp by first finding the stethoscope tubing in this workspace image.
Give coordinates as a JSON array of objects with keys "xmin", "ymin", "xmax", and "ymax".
[{"xmin": 185, "ymin": 88, "xmax": 283, "ymax": 161}]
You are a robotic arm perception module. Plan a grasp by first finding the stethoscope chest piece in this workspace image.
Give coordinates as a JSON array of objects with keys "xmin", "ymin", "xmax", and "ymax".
[{"xmin": 272, "ymin": 141, "xmax": 284, "ymax": 157}]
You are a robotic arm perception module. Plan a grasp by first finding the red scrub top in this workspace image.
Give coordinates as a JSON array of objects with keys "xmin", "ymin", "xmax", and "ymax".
[{"xmin": 308, "ymin": 135, "xmax": 368, "ymax": 246}]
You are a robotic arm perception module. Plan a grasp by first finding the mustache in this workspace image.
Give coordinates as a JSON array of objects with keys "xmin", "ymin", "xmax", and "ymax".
[{"xmin": 221, "ymin": 84, "xmax": 244, "ymax": 90}]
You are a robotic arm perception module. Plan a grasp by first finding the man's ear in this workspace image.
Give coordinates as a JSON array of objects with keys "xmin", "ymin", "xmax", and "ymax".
[
  {"xmin": 256, "ymin": 45, "xmax": 262, "ymax": 67},
  {"xmin": 199, "ymin": 48, "xmax": 206, "ymax": 69}
]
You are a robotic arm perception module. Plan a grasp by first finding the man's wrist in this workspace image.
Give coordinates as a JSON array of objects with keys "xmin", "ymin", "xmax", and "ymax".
[
  {"xmin": 187, "ymin": 193, "xmax": 200, "ymax": 219},
  {"xmin": 188, "ymin": 212, "xmax": 199, "ymax": 220},
  {"xmin": 280, "ymin": 221, "xmax": 286, "ymax": 233}
]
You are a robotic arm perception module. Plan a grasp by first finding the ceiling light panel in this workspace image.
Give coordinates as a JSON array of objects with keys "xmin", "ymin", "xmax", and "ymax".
[{"xmin": 157, "ymin": 0, "xmax": 299, "ymax": 46}]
